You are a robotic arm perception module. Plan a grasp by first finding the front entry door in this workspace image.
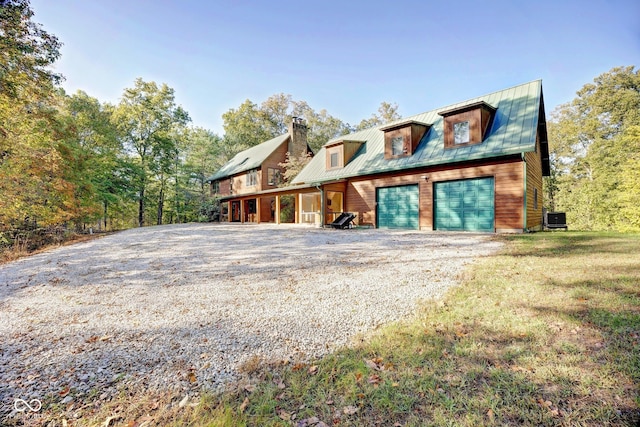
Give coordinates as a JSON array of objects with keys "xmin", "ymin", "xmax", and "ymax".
[{"xmin": 231, "ymin": 201, "xmax": 241, "ymax": 222}]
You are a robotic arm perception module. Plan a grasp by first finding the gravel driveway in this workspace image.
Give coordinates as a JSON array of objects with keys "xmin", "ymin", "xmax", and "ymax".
[{"xmin": 1, "ymin": 223, "xmax": 500, "ymax": 419}]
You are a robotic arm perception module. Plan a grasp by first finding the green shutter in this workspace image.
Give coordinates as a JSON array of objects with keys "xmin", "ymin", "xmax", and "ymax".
[
  {"xmin": 434, "ymin": 178, "xmax": 494, "ymax": 232},
  {"xmin": 377, "ymin": 185, "xmax": 419, "ymax": 229}
]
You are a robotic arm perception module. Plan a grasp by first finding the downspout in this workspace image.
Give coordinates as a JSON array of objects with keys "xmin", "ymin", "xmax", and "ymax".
[
  {"xmin": 522, "ymin": 153, "xmax": 528, "ymax": 232},
  {"xmin": 316, "ymin": 184, "xmax": 325, "ymax": 228}
]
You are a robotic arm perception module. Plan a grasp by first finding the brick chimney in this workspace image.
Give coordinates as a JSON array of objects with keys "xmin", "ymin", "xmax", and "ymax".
[{"xmin": 288, "ymin": 117, "xmax": 308, "ymax": 156}]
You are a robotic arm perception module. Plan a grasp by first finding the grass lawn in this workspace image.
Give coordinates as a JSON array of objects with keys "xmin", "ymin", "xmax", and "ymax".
[{"xmin": 69, "ymin": 232, "xmax": 640, "ymax": 426}]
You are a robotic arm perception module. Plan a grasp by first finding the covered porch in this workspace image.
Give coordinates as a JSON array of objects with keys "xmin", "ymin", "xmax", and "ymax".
[{"xmin": 220, "ymin": 182, "xmax": 347, "ymax": 226}]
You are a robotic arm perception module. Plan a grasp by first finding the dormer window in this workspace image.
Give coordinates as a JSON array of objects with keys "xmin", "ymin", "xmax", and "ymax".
[
  {"xmin": 438, "ymin": 101, "xmax": 496, "ymax": 149},
  {"xmin": 380, "ymin": 120, "xmax": 431, "ymax": 160},
  {"xmin": 325, "ymin": 140, "xmax": 364, "ymax": 170},
  {"xmin": 453, "ymin": 121, "xmax": 470, "ymax": 144},
  {"xmin": 391, "ymin": 136, "xmax": 404, "ymax": 155},
  {"xmin": 330, "ymin": 152, "xmax": 339, "ymax": 168}
]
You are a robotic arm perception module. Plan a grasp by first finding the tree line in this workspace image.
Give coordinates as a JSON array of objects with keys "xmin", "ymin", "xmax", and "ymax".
[
  {"xmin": 0, "ymin": 0, "xmax": 401, "ymax": 250},
  {"xmin": 1, "ymin": 0, "xmax": 638, "ymax": 256},
  {"xmin": 545, "ymin": 66, "xmax": 640, "ymax": 231}
]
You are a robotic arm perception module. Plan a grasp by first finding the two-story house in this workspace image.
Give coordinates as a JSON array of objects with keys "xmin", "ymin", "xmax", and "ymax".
[
  {"xmin": 209, "ymin": 80, "xmax": 550, "ymax": 232},
  {"xmin": 207, "ymin": 118, "xmax": 313, "ymax": 223}
]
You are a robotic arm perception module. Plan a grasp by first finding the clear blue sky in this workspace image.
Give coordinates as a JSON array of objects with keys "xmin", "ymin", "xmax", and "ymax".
[{"xmin": 30, "ymin": 0, "xmax": 639, "ymax": 134}]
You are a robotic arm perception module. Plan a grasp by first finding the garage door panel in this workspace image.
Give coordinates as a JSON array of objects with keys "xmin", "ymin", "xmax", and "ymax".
[
  {"xmin": 434, "ymin": 178, "xmax": 494, "ymax": 232},
  {"xmin": 377, "ymin": 185, "xmax": 419, "ymax": 230}
]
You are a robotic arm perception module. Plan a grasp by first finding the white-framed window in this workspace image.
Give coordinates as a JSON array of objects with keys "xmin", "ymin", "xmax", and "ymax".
[
  {"xmin": 391, "ymin": 136, "xmax": 404, "ymax": 155},
  {"xmin": 454, "ymin": 121, "xmax": 470, "ymax": 144},
  {"xmin": 247, "ymin": 169, "xmax": 258, "ymax": 186},
  {"xmin": 330, "ymin": 152, "xmax": 339, "ymax": 168}
]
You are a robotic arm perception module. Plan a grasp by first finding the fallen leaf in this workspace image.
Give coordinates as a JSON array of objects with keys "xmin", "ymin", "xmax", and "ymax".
[
  {"xmin": 368, "ymin": 374, "xmax": 382, "ymax": 385},
  {"xmin": 243, "ymin": 384, "xmax": 256, "ymax": 393},
  {"xmin": 277, "ymin": 380, "xmax": 286, "ymax": 389},
  {"xmin": 487, "ymin": 408, "xmax": 495, "ymax": 420},
  {"xmin": 342, "ymin": 405, "xmax": 359, "ymax": 415},
  {"xmin": 86, "ymin": 336, "xmax": 99, "ymax": 343},
  {"xmin": 99, "ymin": 335, "xmax": 113, "ymax": 341},
  {"xmin": 178, "ymin": 394, "xmax": 189, "ymax": 408},
  {"xmin": 59, "ymin": 386, "xmax": 70, "ymax": 396},
  {"xmin": 365, "ymin": 357, "xmax": 385, "ymax": 371},
  {"xmin": 278, "ymin": 409, "xmax": 291, "ymax": 420},
  {"xmin": 308, "ymin": 365, "xmax": 318, "ymax": 375},
  {"xmin": 239, "ymin": 397, "xmax": 249, "ymax": 413},
  {"xmin": 103, "ymin": 416, "xmax": 119, "ymax": 427},
  {"xmin": 188, "ymin": 372, "xmax": 197, "ymax": 383}
]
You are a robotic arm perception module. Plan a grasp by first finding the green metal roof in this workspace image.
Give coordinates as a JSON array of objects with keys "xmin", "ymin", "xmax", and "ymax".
[
  {"xmin": 292, "ymin": 80, "xmax": 544, "ymax": 185},
  {"xmin": 207, "ymin": 133, "xmax": 290, "ymax": 181}
]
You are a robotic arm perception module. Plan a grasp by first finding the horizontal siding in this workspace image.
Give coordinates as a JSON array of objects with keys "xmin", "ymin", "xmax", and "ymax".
[
  {"xmin": 345, "ymin": 159, "xmax": 525, "ymax": 231},
  {"xmin": 525, "ymin": 134, "xmax": 544, "ymax": 230},
  {"xmin": 261, "ymin": 141, "xmax": 288, "ymax": 190}
]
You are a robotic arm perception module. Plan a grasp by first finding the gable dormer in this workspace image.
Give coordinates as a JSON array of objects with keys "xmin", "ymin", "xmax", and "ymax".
[
  {"xmin": 380, "ymin": 120, "xmax": 431, "ymax": 160},
  {"xmin": 438, "ymin": 101, "xmax": 496, "ymax": 149},
  {"xmin": 325, "ymin": 140, "xmax": 364, "ymax": 170}
]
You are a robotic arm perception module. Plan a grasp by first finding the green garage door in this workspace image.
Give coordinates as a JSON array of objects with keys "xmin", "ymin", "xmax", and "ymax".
[
  {"xmin": 377, "ymin": 185, "xmax": 419, "ymax": 229},
  {"xmin": 434, "ymin": 177, "xmax": 494, "ymax": 232}
]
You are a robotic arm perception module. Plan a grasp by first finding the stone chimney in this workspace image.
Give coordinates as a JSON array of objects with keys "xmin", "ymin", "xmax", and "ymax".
[{"xmin": 288, "ymin": 117, "xmax": 308, "ymax": 156}]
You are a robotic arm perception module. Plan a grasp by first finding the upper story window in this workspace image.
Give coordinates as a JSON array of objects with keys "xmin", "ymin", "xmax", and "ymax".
[
  {"xmin": 330, "ymin": 152, "xmax": 339, "ymax": 168},
  {"xmin": 391, "ymin": 136, "xmax": 404, "ymax": 155},
  {"xmin": 438, "ymin": 101, "xmax": 496, "ymax": 149},
  {"xmin": 212, "ymin": 181, "xmax": 220, "ymax": 194},
  {"xmin": 325, "ymin": 139, "xmax": 365, "ymax": 171},
  {"xmin": 247, "ymin": 169, "xmax": 258, "ymax": 186},
  {"xmin": 380, "ymin": 120, "xmax": 431, "ymax": 160},
  {"xmin": 453, "ymin": 121, "xmax": 470, "ymax": 144},
  {"xmin": 267, "ymin": 168, "xmax": 281, "ymax": 186}
]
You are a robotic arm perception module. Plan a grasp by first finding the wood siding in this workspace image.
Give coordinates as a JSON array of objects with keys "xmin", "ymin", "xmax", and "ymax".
[
  {"xmin": 344, "ymin": 158, "xmax": 525, "ymax": 231},
  {"xmin": 325, "ymin": 144, "xmax": 344, "ymax": 169},
  {"xmin": 260, "ymin": 140, "xmax": 288, "ymax": 190},
  {"xmin": 381, "ymin": 121, "xmax": 430, "ymax": 159},
  {"xmin": 343, "ymin": 141, "xmax": 364, "ymax": 165},
  {"xmin": 443, "ymin": 109, "xmax": 482, "ymax": 148},
  {"xmin": 214, "ymin": 179, "xmax": 231, "ymax": 197},
  {"xmin": 525, "ymin": 132, "xmax": 544, "ymax": 230}
]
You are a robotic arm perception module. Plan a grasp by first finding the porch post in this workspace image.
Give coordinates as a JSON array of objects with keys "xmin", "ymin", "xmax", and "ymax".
[
  {"xmin": 275, "ymin": 195, "xmax": 281, "ymax": 224},
  {"xmin": 256, "ymin": 198, "xmax": 261, "ymax": 224}
]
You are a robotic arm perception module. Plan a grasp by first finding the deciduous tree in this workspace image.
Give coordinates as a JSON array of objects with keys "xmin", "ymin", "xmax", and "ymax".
[
  {"xmin": 546, "ymin": 66, "xmax": 640, "ymax": 231},
  {"xmin": 112, "ymin": 78, "xmax": 190, "ymax": 226}
]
